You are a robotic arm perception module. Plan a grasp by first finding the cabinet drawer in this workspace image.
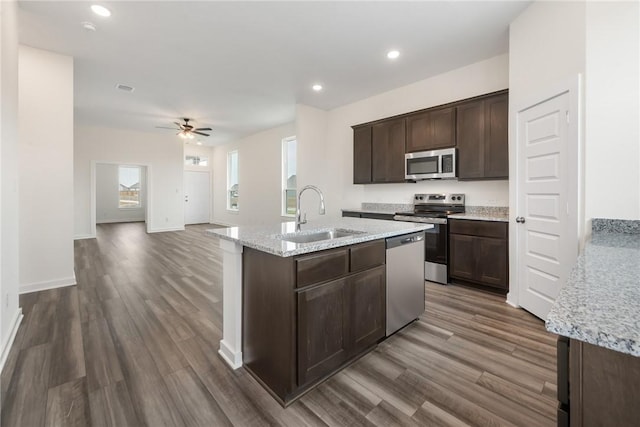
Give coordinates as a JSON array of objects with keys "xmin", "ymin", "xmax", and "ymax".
[
  {"xmin": 449, "ymin": 219, "xmax": 507, "ymax": 239},
  {"xmin": 296, "ymin": 248, "xmax": 349, "ymax": 288},
  {"xmin": 350, "ymin": 240, "xmax": 385, "ymax": 273}
]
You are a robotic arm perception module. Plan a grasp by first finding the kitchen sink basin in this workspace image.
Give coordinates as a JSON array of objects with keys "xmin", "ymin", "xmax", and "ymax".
[{"xmin": 278, "ymin": 228, "xmax": 365, "ymax": 244}]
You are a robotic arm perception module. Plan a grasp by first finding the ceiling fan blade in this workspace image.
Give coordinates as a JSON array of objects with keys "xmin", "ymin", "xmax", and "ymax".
[
  {"xmin": 192, "ymin": 131, "xmax": 210, "ymax": 136},
  {"xmin": 156, "ymin": 126, "xmax": 178, "ymax": 130},
  {"xmin": 194, "ymin": 127, "xmax": 212, "ymax": 131}
]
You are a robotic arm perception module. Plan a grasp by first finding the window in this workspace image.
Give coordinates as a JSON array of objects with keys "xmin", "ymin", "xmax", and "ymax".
[
  {"xmin": 227, "ymin": 150, "xmax": 239, "ymax": 210},
  {"xmin": 185, "ymin": 155, "xmax": 208, "ymax": 166},
  {"xmin": 282, "ymin": 136, "xmax": 297, "ymax": 216},
  {"xmin": 119, "ymin": 165, "xmax": 141, "ymax": 209}
]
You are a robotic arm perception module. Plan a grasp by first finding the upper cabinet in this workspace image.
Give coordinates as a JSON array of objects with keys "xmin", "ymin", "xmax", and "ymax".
[
  {"xmin": 457, "ymin": 93, "xmax": 508, "ymax": 180},
  {"xmin": 371, "ymin": 118, "xmax": 406, "ymax": 183},
  {"xmin": 353, "ymin": 126, "xmax": 372, "ymax": 184},
  {"xmin": 406, "ymin": 107, "xmax": 456, "ymax": 152},
  {"xmin": 352, "ymin": 89, "xmax": 508, "ymax": 184}
]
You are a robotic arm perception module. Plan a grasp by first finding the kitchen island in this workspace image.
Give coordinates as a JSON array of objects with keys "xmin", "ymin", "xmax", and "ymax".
[
  {"xmin": 207, "ymin": 217, "xmax": 433, "ymax": 405},
  {"xmin": 545, "ymin": 219, "xmax": 640, "ymax": 426}
]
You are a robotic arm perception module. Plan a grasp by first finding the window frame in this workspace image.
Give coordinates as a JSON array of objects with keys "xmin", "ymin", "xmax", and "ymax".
[
  {"xmin": 118, "ymin": 165, "xmax": 142, "ymax": 210},
  {"xmin": 227, "ymin": 150, "xmax": 239, "ymax": 211},
  {"xmin": 281, "ymin": 136, "xmax": 297, "ymax": 217}
]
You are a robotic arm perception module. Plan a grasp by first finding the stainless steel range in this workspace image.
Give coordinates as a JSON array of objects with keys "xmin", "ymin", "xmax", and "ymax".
[{"xmin": 393, "ymin": 193, "xmax": 465, "ymax": 284}]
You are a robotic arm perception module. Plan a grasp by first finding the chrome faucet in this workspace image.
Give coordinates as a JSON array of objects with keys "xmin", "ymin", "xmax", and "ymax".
[{"xmin": 296, "ymin": 185, "xmax": 326, "ymax": 231}]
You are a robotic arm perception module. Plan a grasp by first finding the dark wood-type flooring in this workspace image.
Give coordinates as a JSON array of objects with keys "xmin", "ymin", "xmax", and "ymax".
[{"xmin": 1, "ymin": 222, "xmax": 558, "ymax": 426}]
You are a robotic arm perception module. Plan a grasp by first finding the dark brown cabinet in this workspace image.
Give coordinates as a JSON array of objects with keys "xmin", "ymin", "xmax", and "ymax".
[
  {"xmin": 297, "ymin": 277, "xmax": 349, "ymax": 385},
  {"xmin": 353, "ymin": 126, "xmax": 372, "ymax": 184},
  {"xmin": 352, "ymin": 89, "xmax": 508, "ymax": 184},
  {"xmin": 243, "ymin": 240, "xmax": 386, "ymax": 406},
  {"xmin": 372, "ymin": 118, "xmax": 406, "ymax": 183},
  {"xmin": 558, "ymin": 337, "xmax": 640, "ymax": 426},
  {"xmin": 298, "ymin": 265, "xmax": 385, "ymax": 386},
  {"xmin": 406, "ymin": 107, "xmax": 456, "ymax": 152},
  {"xmin": 449, "ymin": 219, "xmax": 508, "ymax": 291},
  {"xmin": 456, "ymin": 93, "xmax": 508, "ymax": 180}
]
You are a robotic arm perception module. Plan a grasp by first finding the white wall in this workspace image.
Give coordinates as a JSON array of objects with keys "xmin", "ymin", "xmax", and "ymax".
[
  {"xmin": 295, "ymin": 105, "xmax": 331, "ymax": 221},
  {"xmin": 211, "ymin": 122, "xmax": 295, "ymax": 226},
  {"xmin": 324, "ymin": 54, "xmax": 511, "ymax": 211},
  {"xmin": 96, "ymin": 163, "xmax": 146, "ymax": 224},
  {"xmin": 585, "ymin": 1, "xmax": 639, "ymax": 220},
  {"xmin": 75, "ymin": 125, "xmax": 185, "ymax": 237},
  {"xmin": 18, "ymin": 46, "xmax": 75, "ymax": 293},
  {"xmin": 0, "ymin": 0, "xmax": 21, "ymax": 368}
]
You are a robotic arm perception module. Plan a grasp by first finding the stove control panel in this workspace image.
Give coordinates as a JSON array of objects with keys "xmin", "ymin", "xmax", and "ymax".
[{"xmin": 414, "ymin": 193, "xmax": 465, "ymax": 205}]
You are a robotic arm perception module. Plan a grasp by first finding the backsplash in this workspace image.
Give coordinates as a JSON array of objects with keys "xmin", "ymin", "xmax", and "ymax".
[
  {"xmin": 592, "ymin": 218, "xmax": 640, "ymax": 234},
  {"xmin": 465, "ymin": 206, "xmax": 509, "ymax": 216},
  {"xmin": 361, "ymin": 202, "xmax": 414, "ymax": 213}
]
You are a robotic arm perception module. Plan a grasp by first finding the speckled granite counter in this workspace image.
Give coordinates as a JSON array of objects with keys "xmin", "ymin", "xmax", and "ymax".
[
  {"xmin": 208, "ymin": 217, "xmax": 432, "ymax": 257},
  {"xmin": 447, "ymin": 206, "xmax": 509, "ymax": 222},
  {"xmin": 546, "ymin": 219, "xmax": 640, "ymax": 357}
]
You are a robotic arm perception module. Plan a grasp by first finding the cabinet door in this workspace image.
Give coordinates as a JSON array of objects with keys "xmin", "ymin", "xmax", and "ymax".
[
  {"xmin": 484, "ymin": 94, "xmax": 509, "ymax": 178},
  {"xmin": 456, "ymin": 100, "xmax": 485, "ymax": 179},
  {"xmin": 349, "ymin": 266, "xmax": 386, "ymax": 354},
  {"xmin": 372, "ymin": 118, "xmax": 406, "ymax": 183},
  {"xmin": 353, "ymin": 126, "xmax": 372, "ymax": 184},
  {"xmin": 297, "ymin": 278, "xmax": 349, "ymax": 386},
  {"xmin": 406, "ymin": 108, "xmax": 455, "ymax": 152},
  {"xmin": 476, "ymin": 237, "xmax": 508, "ymax": 289},
  {"xmin": 449, "ymin": 234, "xmax": 476, "ymax": 281},
  {"xmin": 430, "ymin": 107, "xmax": 456, "ymax": 150}
]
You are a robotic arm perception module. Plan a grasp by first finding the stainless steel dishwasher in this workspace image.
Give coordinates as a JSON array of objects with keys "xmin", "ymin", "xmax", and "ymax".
[{"xmin": 386, "ymin": 231, "xmax": 425, "ymax": 336}]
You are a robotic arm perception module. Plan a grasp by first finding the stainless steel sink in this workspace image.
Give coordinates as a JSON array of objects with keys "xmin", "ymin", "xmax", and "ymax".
[{"xmin": 278, "ymin": 228, "xmax": 365, "ymax": 244}]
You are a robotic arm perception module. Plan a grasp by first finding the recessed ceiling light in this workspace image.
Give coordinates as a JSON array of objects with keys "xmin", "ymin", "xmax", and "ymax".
[
  {"xmin": 91, "ymin": 5, "xmax": 111, "ymax": 17},
  {"xmin": 312, "ymin": 84, "xmax": 323, "ymax": 92},
  {"xmin": 81, "ymin": 21, "xmax": 96, "ymax": 32},
  {"xmin": 196, "ymin": 141, "xmax": 203, "ymax": 146},
  {"xmin": 387, "ymin": 50, "xmax": 400, "ymax": 60}
]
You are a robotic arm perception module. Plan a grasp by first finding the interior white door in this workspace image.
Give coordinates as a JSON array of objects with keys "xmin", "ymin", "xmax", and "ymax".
[
  {"xmin": 516, "ymin": 92, "xmax": 575, "ymax": 320},
  {"xmin": 184, "ymin": 170, "xmax": 210, "ymax": 225}
]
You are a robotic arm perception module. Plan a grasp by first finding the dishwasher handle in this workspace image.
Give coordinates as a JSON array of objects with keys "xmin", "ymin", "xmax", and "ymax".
[{"xmin": 386, "ymin": 232, "xmax": 425, "ymax": 249}]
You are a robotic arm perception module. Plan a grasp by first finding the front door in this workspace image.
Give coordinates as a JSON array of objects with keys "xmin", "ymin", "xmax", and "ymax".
[
  {"xmin": 516, "ymin": 92, "xmax": 577, "ymax": 319},
  {"xmin": 184, "ymin": 170, "xmax": 210, "ymax": 225}
]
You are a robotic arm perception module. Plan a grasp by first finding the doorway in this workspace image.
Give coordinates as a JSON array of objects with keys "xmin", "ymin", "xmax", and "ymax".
[
  {"xmin": 92, "ymin": 162, "xmax": 150, "ymax": 236},
  {"xmin": 184, "ymin": 170, "xmax": 211, "ymax": 225}
]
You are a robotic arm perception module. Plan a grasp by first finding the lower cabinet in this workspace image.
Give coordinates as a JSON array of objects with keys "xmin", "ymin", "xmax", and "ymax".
[
  {"xmin": 557, "ymin": 337, "xmax": 640, "ymax": 426},
  {"xmin": 449, "ymin": 219, "xmax": 508, "ymax": 291},
  {"xmin": 297, "ymin": 265, "xmax": 385, "ymax": 386},
  {"xmin": 243, "ymin": 240, "xmax": 386, "ymax": 406}
]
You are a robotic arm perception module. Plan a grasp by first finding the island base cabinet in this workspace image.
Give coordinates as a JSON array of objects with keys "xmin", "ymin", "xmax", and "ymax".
[
  {"xmin": 563, "ymin": 338, "xmax": 640, "ymax": 427},
  {"xmin": 243, "ymin": 241, "xmax": 386, "ymax": 406},
  {"xmin": 297, "ymin": 278, "xmax": 349, "ymax": 386},
  {"xmin": 298, "ymin": 265, "xmax": 386, "ymax": 387}
]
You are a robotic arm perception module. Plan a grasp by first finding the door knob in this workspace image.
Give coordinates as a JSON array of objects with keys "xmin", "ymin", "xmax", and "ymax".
[{"xmin": 516, "ymin": 216, "xmax": 525, "ymax": 224}]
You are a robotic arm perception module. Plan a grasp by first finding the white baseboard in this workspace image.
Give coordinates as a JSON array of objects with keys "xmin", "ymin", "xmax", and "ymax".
[
  {"xmin": 0, "ymin": 308, "xmax": 23, "ymax": 373},
  {"xmin": 74, "ymin": 233, "xmax": 96, "ymax": 240},
  {"xmin": 147, "ymin": 226, "xmax": 185, "ymax": 234},
  {"xmin": 19, "ymin": 274, "xmax": 77, "ymax": 295}
]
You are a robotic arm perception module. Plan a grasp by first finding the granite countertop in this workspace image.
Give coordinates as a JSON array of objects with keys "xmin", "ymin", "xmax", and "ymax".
[
  {"xmin": 207, "ymin": 217, "xmax": 433, "ymax": 257},
  {"xmin": 546, "ymin": 221, "xmax": 640, "ymax": 357},
  {"xmin": 342, "ymin": 202, "xmax": 413, "ymax": 215},
  {"xmin": 447, "ymin": 206, "xmax": 509, "ymax": 222}
]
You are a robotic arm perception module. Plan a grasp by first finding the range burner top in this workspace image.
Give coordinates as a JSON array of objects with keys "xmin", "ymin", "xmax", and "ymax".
[{"xmin": 393, "ymin": 193, "xmax": 465, "ymax": 224}]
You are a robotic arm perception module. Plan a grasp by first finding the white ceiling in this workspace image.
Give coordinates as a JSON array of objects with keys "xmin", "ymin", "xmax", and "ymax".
[{"xmin": 18, "ymin": 1, "xmax": 530, "ymax": 146}]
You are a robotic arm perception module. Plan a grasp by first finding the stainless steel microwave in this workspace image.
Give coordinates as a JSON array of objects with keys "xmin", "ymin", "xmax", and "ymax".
[{"xmin": 405, "ymin": 148, "xmax": 457, "ymax": 180}]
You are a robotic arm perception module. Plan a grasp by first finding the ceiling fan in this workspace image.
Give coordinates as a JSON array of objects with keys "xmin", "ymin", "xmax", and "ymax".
[{"xmin": 156, "ymin": 118, "xmax": 212, "ymax": 139}]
